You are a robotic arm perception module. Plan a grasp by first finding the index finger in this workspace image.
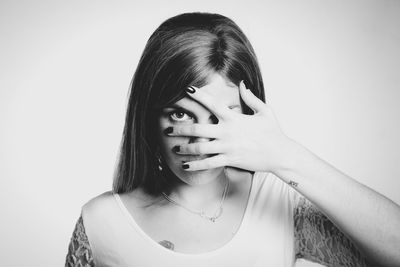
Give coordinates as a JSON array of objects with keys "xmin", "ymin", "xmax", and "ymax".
[{"xmin": 185, "ymin": 86, "xmax": 232, "ymax": 119}]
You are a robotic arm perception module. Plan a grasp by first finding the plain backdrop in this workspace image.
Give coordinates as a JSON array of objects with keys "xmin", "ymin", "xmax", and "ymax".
[{"xmin": 1, "ymin": 0, "xmax": 399, "ymax": 266}]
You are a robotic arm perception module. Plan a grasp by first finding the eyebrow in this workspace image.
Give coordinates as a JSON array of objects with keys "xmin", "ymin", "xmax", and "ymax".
[
  {"xmin": 162, "ymin": 105, "xmax": 189, "ymax": 112},
  {"xmin": 165, "ymin": 104, "xmax": 187, "ymax": 109}
]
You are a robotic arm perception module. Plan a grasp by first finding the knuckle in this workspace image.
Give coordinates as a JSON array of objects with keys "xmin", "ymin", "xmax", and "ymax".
[
  {"xmin": 190, "ymin": 124, "xmax": 197, "ymax": 134},
  {"xmin": 193, "ymin": 143, "xmax": 201, "ymax": 154},
  {"xmin": 175, "ymin": 127, "xmax": 182, "ymax": 135},
  {"xmin": 180, "ymin": 144, "xmax": 188, "ymax": 153},
  {"xmin": 184, "ymin": 144, "xmax": 192, "ymax": 153}
]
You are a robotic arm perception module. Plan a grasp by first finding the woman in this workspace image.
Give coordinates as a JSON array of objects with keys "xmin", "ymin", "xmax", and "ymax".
[{"xmin": 65, "ymin": 12, "xmax": 400, "ymax": 267}]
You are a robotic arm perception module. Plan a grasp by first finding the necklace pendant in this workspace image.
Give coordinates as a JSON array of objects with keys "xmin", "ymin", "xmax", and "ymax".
[
  {"xmin": 161, "ymin": 177, "xmax": 229, "ymax": 223},
  {"xmin": 214, "ymin": 207, "xmax": 223, "ymax": 218}
]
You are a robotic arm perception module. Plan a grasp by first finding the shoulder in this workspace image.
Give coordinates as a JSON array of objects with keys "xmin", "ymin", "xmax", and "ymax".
[
  {"xmin": 84, "ymin": 191, "xmax": 114, "ymax": 205},
  {"xmin": 80, "ymin": 191, "xmax": 124, "ymax": 238},
  {"xmin": 82, "ymin": 189, "xmax": 161, "ymax": 216},
  {"xmin": 82, "ymin": 191, "xmax": 115, "ymax": 215}
]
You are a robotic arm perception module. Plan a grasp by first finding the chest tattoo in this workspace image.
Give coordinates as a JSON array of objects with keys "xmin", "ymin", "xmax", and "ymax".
[{"xmin": 158, "ymin": 240, "xmax": 175, "ymax": 251}]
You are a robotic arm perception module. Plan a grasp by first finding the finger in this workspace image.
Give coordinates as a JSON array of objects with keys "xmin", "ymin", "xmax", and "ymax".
[
  {"xmin": 239, "ymin": 80, "xmax": 267, "ymax": 113},
  {"xmin": 166, "ymin": 124, "xmax": 222, "ymax": 138},
  {"xmin": 176, "ymin": 140, "xmax": 225, "ymax": 155},
  {"xmin": 185, "ymin": 86, "xmax": 232, "ymax": 119},
  {"xmin": 182, "ymin": 154, "xmax": 228, "ymax": 171}
]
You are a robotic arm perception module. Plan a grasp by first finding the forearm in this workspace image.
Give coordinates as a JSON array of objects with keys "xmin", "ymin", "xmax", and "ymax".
[{"xmin": 274, "ymin": 139, "xmax": 400, "ymax": 266}]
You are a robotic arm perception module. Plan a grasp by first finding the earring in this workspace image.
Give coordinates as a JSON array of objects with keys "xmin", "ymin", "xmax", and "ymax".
[{"xmin": 155, "ymin": 150, "xmax": 163, "ymax": 171}]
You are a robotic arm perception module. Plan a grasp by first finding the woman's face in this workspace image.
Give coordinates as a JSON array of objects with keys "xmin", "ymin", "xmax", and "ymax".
[{"xmin": 157, "ymin": 73, "xmax": 243, "ymax": 186}]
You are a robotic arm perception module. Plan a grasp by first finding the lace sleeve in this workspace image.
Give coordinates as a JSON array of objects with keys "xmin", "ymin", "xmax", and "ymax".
[
  {"xmin": 65, "ymin": 215, "xmax": 94, "ymax": 267},
  {"xmin": 294, "ymin": 197, "xmax": 367, "ymax": 267}
]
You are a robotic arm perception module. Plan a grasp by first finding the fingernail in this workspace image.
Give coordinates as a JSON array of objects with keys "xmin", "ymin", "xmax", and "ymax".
[
  {"xmin": 241, "ymin": 80, "xmax": 250, "ymax": 90},
  {"xmin": 186, "ymin": 86, "xmax": 196, "ymax": 94},
  {"xmin": 164, "ymin": 127, "xmax": 173, "ymax": 135},
  {"xmin": 182, "ymin": 163, "xmax": 189, "ymax": 169},
  {"xmin": 172, "ymin": 145, "xmax": 180, "ymax": 152}
]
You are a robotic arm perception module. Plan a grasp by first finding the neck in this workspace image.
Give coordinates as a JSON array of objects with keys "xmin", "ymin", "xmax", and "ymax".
[{"xmin": 167, "ymin": 170, "xmax": 229, "ymax": 209}]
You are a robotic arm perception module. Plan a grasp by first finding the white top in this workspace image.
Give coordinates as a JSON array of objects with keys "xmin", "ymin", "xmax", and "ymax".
[{"xmin": 82, "ymin": 172, "xmax": 298, "ymax": 267}]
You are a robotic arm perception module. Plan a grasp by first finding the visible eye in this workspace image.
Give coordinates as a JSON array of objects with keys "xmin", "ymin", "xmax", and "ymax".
[{"xmin": 169, "ymin": 110, "xmax": 193, "ymax": 122}]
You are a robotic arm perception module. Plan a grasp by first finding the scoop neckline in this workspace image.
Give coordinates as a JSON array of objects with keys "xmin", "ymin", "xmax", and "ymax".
[{"xmin": 113, "ymin": 171, "xmax": 260, "ymax": 257}]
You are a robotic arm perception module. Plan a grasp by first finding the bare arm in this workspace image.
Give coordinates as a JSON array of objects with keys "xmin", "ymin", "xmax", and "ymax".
[
  {"xmin": 173, "ymin": 83, "xmax": 400, "ymax": 266},
  {"xmin": 278, "ymin": 140, "xmax": 400, "ymax": 266},
  {"xmin": 65, "ymin": 215, "xmax": 94, "ymax": 267}
]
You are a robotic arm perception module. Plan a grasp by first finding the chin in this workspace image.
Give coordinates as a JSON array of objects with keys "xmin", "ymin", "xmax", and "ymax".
[{"xmin": 170, "ymin": 164, "xmax": 224, "ymax": 186}]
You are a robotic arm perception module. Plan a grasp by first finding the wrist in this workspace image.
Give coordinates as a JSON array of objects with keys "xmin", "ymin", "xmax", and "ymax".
[{"xmin": 271, "ymin": 137, "xmax": 311, "ymax": 179}]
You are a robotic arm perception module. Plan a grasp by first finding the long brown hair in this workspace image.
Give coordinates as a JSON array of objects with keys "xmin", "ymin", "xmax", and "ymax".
[{"xmin": 113, "ymin": 12, "xmax": 265, "ymax": 195}]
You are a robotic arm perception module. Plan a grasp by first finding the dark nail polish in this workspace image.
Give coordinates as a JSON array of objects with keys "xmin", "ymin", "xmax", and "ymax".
[
  {"xmin": 172, "ymin": 145, "xmax": 180, "ymax": 152},
  {"xmin": 164, "ymin": 127, "xmax": 173, "ymax": 135},
  {"xmin": 182, "ymin": 164, "xmax": 189, "ymax": 169},
  {"xmin": 241, "ymin": 80, "xmax": 250, "ymax": 89},
  {"xmin": 185, "ymin": 86, "xmax": 196, "ymax": 94}
]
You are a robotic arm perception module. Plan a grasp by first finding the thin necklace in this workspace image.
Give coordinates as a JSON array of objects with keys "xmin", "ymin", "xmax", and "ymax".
[{"xmin": 161, "ymin": 177, "xmax": 230, "ymax": 223}]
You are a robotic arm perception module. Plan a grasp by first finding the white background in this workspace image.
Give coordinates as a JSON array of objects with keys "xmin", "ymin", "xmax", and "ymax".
[{"xmin": 1, "ymin": 0, "xmax": 399, "ymax": 266}]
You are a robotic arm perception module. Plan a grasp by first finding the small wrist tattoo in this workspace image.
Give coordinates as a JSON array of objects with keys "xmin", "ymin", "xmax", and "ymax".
[
  {"xmin": 288, "ymin": 180, "xmax": 299, "ymax": 188},
  {"xmin": 159, "ymin": 240, "xmax": 175, "ymax": 251}
]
